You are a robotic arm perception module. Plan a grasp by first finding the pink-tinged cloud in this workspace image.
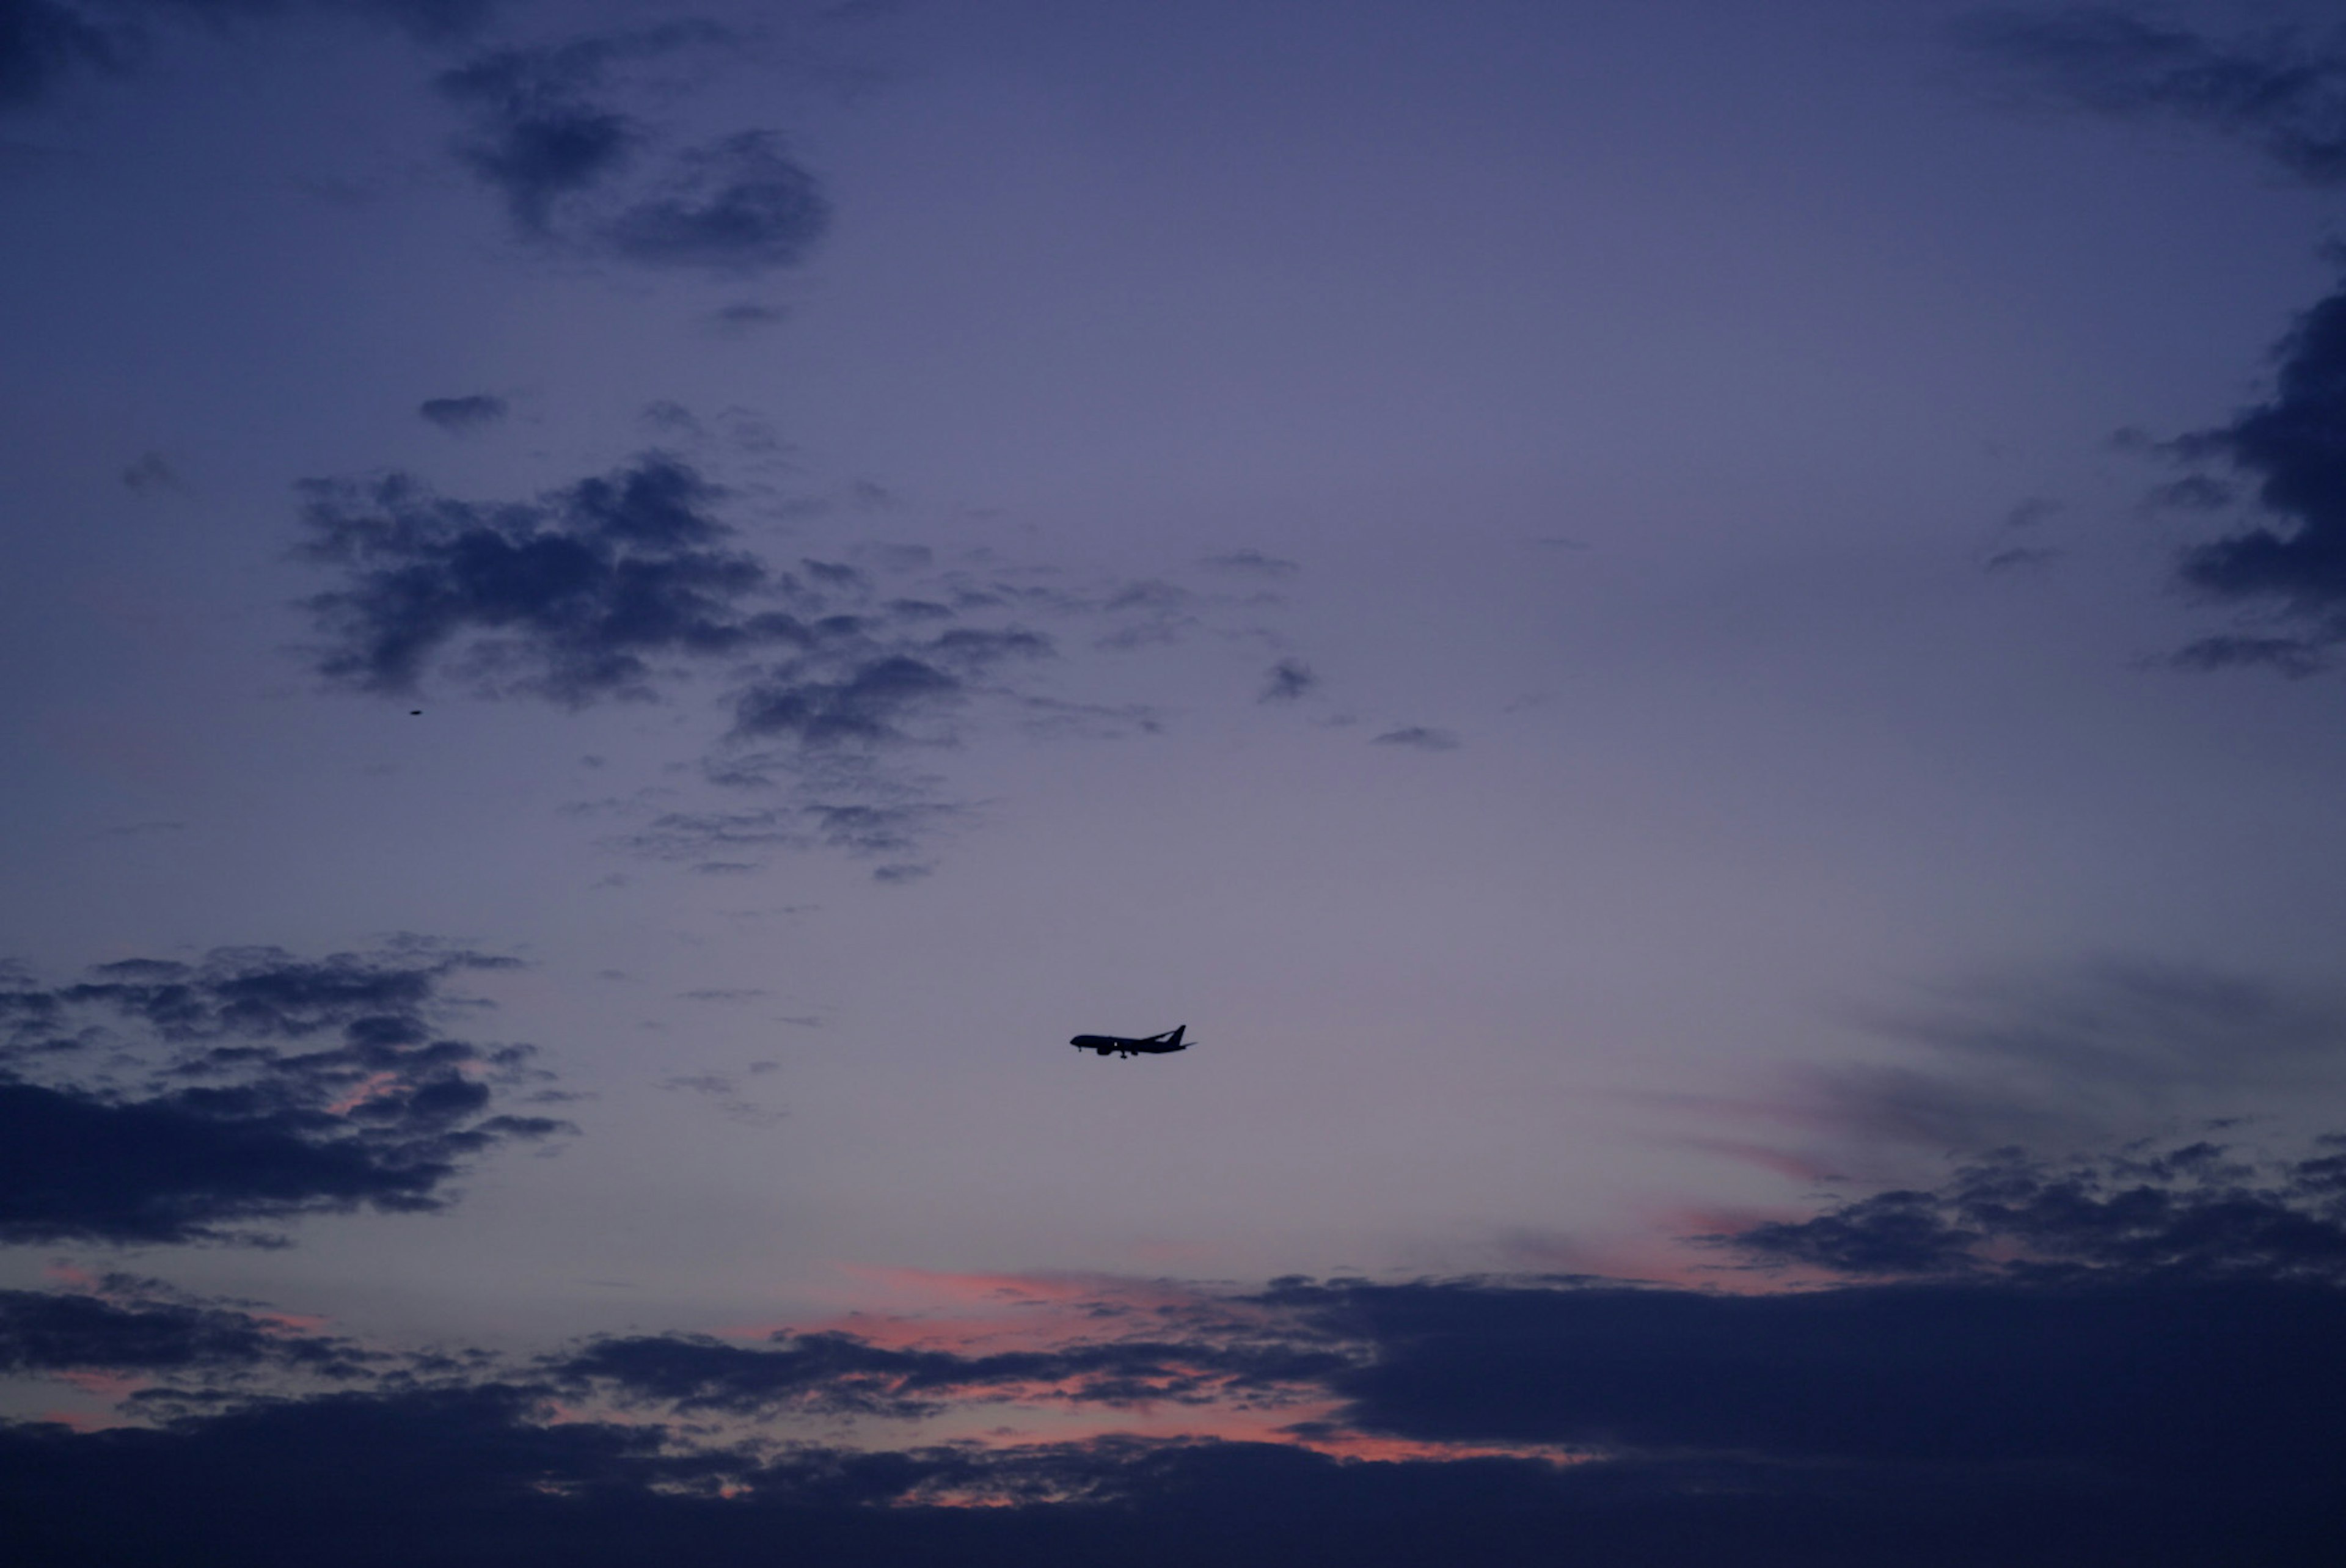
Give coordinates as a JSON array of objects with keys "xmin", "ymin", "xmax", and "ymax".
[
  {"xmin": 730, "ymin": 1266, "xmax": 1251, "ymax": 1354},
  {"xmin": 912, "ymin": 1398, "xmax": 1584, "ymax": 1468},
  {"xmin": 35, "ymin": 1410, "xmax": 111, "ymax": 1434},
  {"xmin": 56, "ymin": 1370, "xmax": 146, "ymax": 1401},
  {"xmin": 326, "ymin": 1071, "xmax": 402, "ymax": 1116},
  {"xmin": 1682, "ymin": 1137, "xmax": 1844, "ymax": 1184}
]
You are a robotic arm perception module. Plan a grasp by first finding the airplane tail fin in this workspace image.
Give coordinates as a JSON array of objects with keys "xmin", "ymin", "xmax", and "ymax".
[{"xmin": 1168, "ymin": 1024, "xmax": 1185, "ymax": 1047}]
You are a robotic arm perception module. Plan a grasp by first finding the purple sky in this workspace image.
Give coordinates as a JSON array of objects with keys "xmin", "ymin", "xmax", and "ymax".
[{"xmin": 5, "ymin": 2, "xmax": 2346, "ymax": 1561}]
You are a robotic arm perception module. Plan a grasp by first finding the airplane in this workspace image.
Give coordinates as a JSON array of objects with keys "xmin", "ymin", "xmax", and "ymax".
[{"xmin": 1070, "ymin": 1025, "xmax": 1191, "ymax": 1059}]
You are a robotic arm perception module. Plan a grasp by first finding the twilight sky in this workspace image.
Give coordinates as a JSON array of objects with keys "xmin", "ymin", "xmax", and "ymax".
[{"xmin": 5, "ymin": 2, "xmax": 2346, "ymax": 1561}]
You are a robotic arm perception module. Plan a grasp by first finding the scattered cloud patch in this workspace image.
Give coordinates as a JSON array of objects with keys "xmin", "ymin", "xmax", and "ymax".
[
  {"xmin": 657, "ymin": 1073, "xmax": 781, "ymax": 1129},
  {"xmin": 298, "ymin": 439, "xmax": 1321, "ymax": 868},
  {"xmin": 1961, "ymin": 10, "xmax": 2346, "ymax": 673},
  {"xmin": 1, "ymin": 1275, "xmax": 370, "ymax": 1380},
  {"xmin": 0, "ymin": 2, "xmax": 121, "ymax": 110},
  {"xmin": 1722, "ymin": 1134, "xmax": 2346, "ymax": 1282},
  {"xmin": 0, "ymin": 1, "xmax": 496, "ymax": 113},
  {"xmin": 417, "ymin": 394, "xmax": 508, "ymax": 433},
  {"xmin": 1371, "ymin": 726, "xmax": 1458, "ymax": 751},
  {"xmin": 1201, "ymin": 550, "xmax": 1299, "ymax": 578},
  {"xmin": 1957, "ymin": 7, "xmax": 2346, "ymax": 184},
  {"xmin": 2159, "ymin": 283, "xmax": 2346, "ymax": 671},
  {"xmin": 297, "ymin": 453, "xmax": 797, "ymax": 702},
  {"xmin": 600, "ymin": 131, "xmax": 828, "ymax": 274},
  {"xmin": 437, "ymin": 27, "xmax": 828, "ymax": 275},
  {"xmin": 0, "ymin": 944, "xmax": 565, "ymax": 1245},
  {"xmin": 1257, "ymin": 659, "xmax": 1315, "ymax": 703},
  {"xmin": 120, "ymin": 453, "xmax": 183, "ymax": 494},
  {"xmin": 710, "ymin": 301, "xmax": 787, "ymax": 335}
]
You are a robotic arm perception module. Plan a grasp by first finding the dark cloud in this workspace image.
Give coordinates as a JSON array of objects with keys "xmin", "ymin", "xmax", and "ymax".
[
  {"xmin": 1725, "ymin": 1135, "xmax": 2346, "ymax": 1282},
  {"xmin": 8, "ymin": 1139, "xmax": 2346, "ymax": 1561},
  {"xmin": 301, "ymin": 445, "xmax": 1305, "ymax": 867},
  {"xmin": 1958, "ymin": 7, "xmax": 2346, "ymax": 184},
  {"xmin": 2168, "ymin": 630, "xmax": 2325, "ymax": 676},
  {"xmin": 600, "ymin": 131, "xmax": 830, "ymax": 274},
  {"xmin": 0, "ymin": 944, "xmax": 564, "ymax": 1244},
  {"xmin": 0, "ymin": 3, "xmax": 121, "ymax": 109},
  {"xmin": 1277, "ymin": 1271, "xmax": 2346, "ymax": 1501},
  {"xmin": 120, "ymin": 451, "xmax": 183, "ymax": 493},
  {"xmin": 1960, "ymin": 12, "xmax": 2346, "ymax": 671},
  {"xmin": 297, "ymin": 453, "xmax": 808, "ymax": 702},
  {"xmin": 733, "ymin": 655, "xmax": 960, "ymax": 743},
  {"xmin": 2157, "ymin": 283, "xmax": 2346, "ymax": 671},
  {"xmin": 709, "ymin": 301, "xmax": 787, "ymax": 334},
  {"xmin": 1370, "ymin": 726, "xmax": 1458, "ymax": 751},
  {"xmin": 437, "ymin": 31, "xmax": 828, "ymax": 274},
  {"xmin": 418, "ymin": 394, "xmax": 508, "ymax": 432},
  {"xmin": 1, "ymin": 1277, "xmax": 367, "ymax": 1378},
  {"xmin": 9, "ymin": 1222, "xmax": 2346, "ymax": 1563},
  {"xmin": 436, "ymin": 32, "xmax": 665, "ymax": 233},
  {"xmin": 558, "ymin": 1329, "xmax": 1345, "ymax": 1421},
  {"xmin": 9, "ymin": 1401, "xmax": 2336, "ymax": 1568},
  {"xmin": 1, "ymin": 1, "xmax": 495, "ymax": 112},
  {"xmin": 1257, "ymin": 658, "xmax": 1314, "ymax": 702}
]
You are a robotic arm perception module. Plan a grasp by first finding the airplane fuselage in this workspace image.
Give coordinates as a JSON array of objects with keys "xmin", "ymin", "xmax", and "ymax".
[{"xmin": 1071, "ymin": 1026, "xmax": 1189, "ymax": 1059}]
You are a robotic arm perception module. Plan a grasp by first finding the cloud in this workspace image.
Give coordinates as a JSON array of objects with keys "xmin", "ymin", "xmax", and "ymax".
[
  {"xmin": 734, "ymin": 655, "xmax": 963, "ymax": 744},
  {"xmin": 1725, "ymin": 958, "xmax": 2346, "ymax": 1170},
  {"xmin": 0, "ymin": 944, "xmax": 565, "ymax": 1244},
  {"xmin": 297, "ymin": 453, "xmax": 803, "ymax": 702},
  {"xmin": 120, "ymin": 452, "xmax": 183, "ymax": 493},
  {"xmin": 2155, "ymin": 283, "xmax": 2346, "ymax": 671},
  {"xmin": 1257, "ymin": 659, "xmax": 1315, "ymax": 702},
  {"xmin": 1982, "ymin": 544, "xmax": 2062, "ymax": 572},
  {"xmin": 599, "ymin": 131, "xmax": 830, "ymax": 273},
  {"xmin": 0, "ymin": 3, "xmax": 121, "ymax": 110},
  {"xmin": 557, "ymin": 1328, "xmax": 1345, "ymax": 1421},
  {"xmin": 1959, "ymin": 10, "xmax": 2346, "ymax": 671},
  {"xmin": 1202, "ymin": 550, "xmax": 1300, "ymax": 578},
  {"xmin": 1, "ymin": 1276, "xmax": 368, "ymax": 1379},
  {"xmin": 1370, "ymin": 726, "xmax": 1458, "ymax": 751},
  {"xmin": 417, "ymin": 394, "xmax": 508, "ymax": 432},
  {"xmin": 437, "ymin": 32, "xmax": 657, "ymax": 233},
  {"xmin": 1957, "ymin": 6, "xmax": 2346, "ymax": 183},
  {"xmin": 709, "ymin": 301, "xmax": 787, "ymax": 334},
  {"xmin": 1, "ymin": 2, "xmax": 495, "ymax": 112},
  {"xmin": 1723, "ymin": 1134, "xmax": 2346, "ymax": 1281},
  {"xmin": 9, "ymin": 1151, "xmax": 2346, "ymax": 1566},
  {"xmin": 299, "ymin": 442, "xmax": 1313, "ymax": 867},
  {"xmin": 437, "ymin": 30, "xmax": 829, "ymax": 274}
]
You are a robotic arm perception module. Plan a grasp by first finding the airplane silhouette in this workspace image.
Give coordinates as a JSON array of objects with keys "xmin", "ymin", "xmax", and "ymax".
[{"xmin": 1070, "ymin": 1025, "xmax": 1190, "ymax": 1059}]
